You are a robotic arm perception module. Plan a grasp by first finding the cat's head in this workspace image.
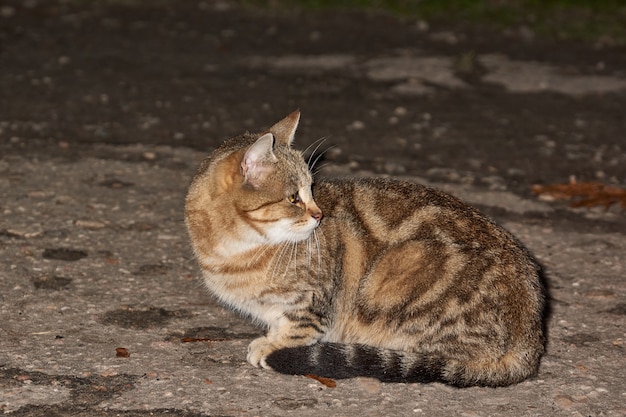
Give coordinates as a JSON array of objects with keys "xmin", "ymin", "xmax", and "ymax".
[{"xmin": 186, "ymin": 111, "xmax": 323, "ymax": 252}]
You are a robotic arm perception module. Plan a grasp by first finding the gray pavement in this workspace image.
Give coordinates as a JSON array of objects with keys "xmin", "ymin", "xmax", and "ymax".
[{"xmin": 1, "ymin": 1, "xmax": 625, "ymax": 416}]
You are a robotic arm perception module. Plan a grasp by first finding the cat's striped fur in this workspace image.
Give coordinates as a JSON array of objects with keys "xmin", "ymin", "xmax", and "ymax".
[{"xmin": 185, "ymin": 111, "xmax": 545, "ymax": 387}]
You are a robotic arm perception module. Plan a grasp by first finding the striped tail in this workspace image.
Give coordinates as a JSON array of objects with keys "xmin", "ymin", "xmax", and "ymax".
[
  {"xmin": 265, "ymin": 343, "xmax": 450, "ymax": 385},
  {"xmin": 266, "ymin": 342, "xmax": 540, "ymax": 387}
]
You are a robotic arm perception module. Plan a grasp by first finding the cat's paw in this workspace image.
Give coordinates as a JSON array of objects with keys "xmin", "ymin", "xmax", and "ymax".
[{"xmin": 247, "ymin": 337, "xmax": 277, "ymax": 369}]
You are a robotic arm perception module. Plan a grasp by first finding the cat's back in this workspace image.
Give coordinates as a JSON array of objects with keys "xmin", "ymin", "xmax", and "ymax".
[
  {"xmin": 313, "ymin": 177, "xmax": 517, "ymax": 250},
  {"xmin": 312, "ymin": 176, "xmax": 542, "ymax": 320}
]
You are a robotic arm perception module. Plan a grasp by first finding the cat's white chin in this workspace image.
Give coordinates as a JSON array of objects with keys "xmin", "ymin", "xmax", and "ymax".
[{"xmin": 265, "ymin": 218, "xmax": 319, "ymax": 244}]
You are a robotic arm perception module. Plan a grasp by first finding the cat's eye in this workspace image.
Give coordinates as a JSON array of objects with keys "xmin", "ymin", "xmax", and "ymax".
[{"xmin": 287, "ymin": 192, "xmax": 301, "ymax": 204}]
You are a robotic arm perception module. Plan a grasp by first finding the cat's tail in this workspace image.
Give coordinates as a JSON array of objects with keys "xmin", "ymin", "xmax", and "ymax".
[{"xmin": 265, "ymin": 343, "xmax": 539, "ymax": 387}]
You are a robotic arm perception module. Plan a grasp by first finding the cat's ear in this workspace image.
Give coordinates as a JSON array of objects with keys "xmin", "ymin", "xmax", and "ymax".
[
  {"xmin": 268, "ymin": 110, "xmax": 300, "ymax": 146},
  {"xmin": 241, "ymin": 133, "xmax": 277, "ymax": 187}
]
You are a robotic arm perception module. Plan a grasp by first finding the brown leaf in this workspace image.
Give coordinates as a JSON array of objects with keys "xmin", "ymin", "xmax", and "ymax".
[
  {"xmin": 304, "ymin": 374, "xmax": 337, "ymax": 388},
  {"xmin": 116, "ymin": 347, "xmax": 130, "ymax": 358},
  {"xmin": 532, "ymin": 180, "xmax": 626, "ymax": 209}
]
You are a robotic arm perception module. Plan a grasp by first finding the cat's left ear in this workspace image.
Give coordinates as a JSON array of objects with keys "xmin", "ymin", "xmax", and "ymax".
[
  {"xmin": 268, "ymin": 110, "xmax": 300, "ymax": 146},
  {"xmin": 241, "ymin": 133, "xmax": 277, "ymax": 188}
]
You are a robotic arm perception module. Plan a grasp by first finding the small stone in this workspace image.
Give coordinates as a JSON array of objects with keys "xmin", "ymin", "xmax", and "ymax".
[
  {"xmin": 518, "ymin": 25, "xmax": 535, "ymax": 41},
  {"xmin": 429, "ymin": 31, "xmax": 459, "ymax": 44},
  {"xmin": 6, "ymin": 228, "xmax": 43, "ymax": 238},
  {"xmin": 0, "ymin": 6, "xmax": 15, "ymax": 18},
  {"xmin": 584, "ymin": 289, "xmax": 616, "ymax": 300},
  {"xmin": 394, "ymin": 106, "xmax": 408, "ymax": 116},
  {"xmin": 355, "ymin": 377, "xmax": 381, "ymax": 394},
  {"xmin": 575, "ymin": 364, "xmax": 589, "ymax": 373},
  {"xmin": 347, "ymin": 120, "xmax": 365, "ymax": 130},
  {"xmin": 553, "ymin": 394, "xmax": 574, "ymax": 410},
  {"xmin": 395, "ymin": 138, "xmax": 407, "ymax": 147},
  {"xmin": 27, "ymin": 191, "xmax": 54, "ymax": 199},
  {"xmin": 415, "ymin": 20, "xmax": 429, "ymax": 32},
  {"xmin": 574, "ymin": 118, "xmax": 587, "ymax": 128},
  {"xmin": 384, "ymin": 162, "xmax": 406, "ymax": 174},
  {"xmin": 100, "ymin": 368, "xmax": 118, "ymax": 377},
  {"xmin": 75, "ymin": 220, "xmax": 107, "ymax": 230}
]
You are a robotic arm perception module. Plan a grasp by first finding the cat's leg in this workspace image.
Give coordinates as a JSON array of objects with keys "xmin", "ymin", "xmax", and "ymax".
[{"xmin": 247, "ymin": 309, "xmax": 326, "ymax": 369}]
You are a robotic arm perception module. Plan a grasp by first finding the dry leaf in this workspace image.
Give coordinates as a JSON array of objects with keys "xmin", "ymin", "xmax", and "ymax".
[
  {"xmin": 304, "ymin": 374, "xmax": 337, "ymax": 388},
  {"xmin": 532, "ymin": 179, "xmax": 626, "ymax": 209},
  {"xmin": 115, "ymin": 347, "xmax": 130, "ymax": 358}
]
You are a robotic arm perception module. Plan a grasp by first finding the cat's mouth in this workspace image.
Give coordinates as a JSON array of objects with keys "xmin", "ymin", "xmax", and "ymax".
[
  {"xmin": 261, "ymin": 217, "xmax": 320, "ymax": 244},
  {"xmin": 287, "ymin": 218, "xmax": 320, "ymax": 243}
]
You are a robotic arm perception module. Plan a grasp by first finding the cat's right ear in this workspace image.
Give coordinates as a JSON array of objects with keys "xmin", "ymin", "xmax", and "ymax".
[
  {"xmin": 268, "ymin": 110, "xmax": 300, "ymax": 146},
  {"xmin": 241, "ymin": 133, "xmax": 277, "ymax": 188}
]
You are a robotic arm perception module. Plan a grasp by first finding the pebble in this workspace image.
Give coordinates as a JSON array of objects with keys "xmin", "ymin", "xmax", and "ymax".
[
  {"xmin": 100, "ymin": 368, "xmax": 119, "ymax": 377},
  {"xmin": 384, "ymin": 162, "xmax": 406, "ymax": 174},
  {"xmin": 58, "ymin": 56, "xmax": 71, "ymax": 66},
  {"xmin": 354, "ymin": 377, "xmax": 381, "ymax": 394},
  {"xmin": 143, "ymin": 151, "xmax": 157, "ymax": 160},
  {"xmin": 6, "ymin": 228, "xmax": 43, "ymax": 238},
  {"xmin": 347, "ymin": 120, "xmax": 365, "ymax": 130},
  {"xmin": 429, "ymin": 31, "xmax": 460, "ymax": 44},
  {"xmin": 553, "ymin": 394, "xmax": 574, "ymax": 409},
  {"xmin": 27, "ymin": 191, "xmax": 55, "ymax": 199},
  {"xmin": 0, "ymin": 6, "xmax": 15, "ymax": 18},
  {"xmin": 584, "ymin": 289, "xmax": 616, "ymax": 300},
  {"xmin": 394, "ymin": 106, "xmax": 408, "ymax": 116},
  {"xmin": 415, "ymin": 20, "xmax": 429, "ymax": 32},
  {"xmin": 74, "ymin": 220, "xmax": 107, "ymax": 230}
]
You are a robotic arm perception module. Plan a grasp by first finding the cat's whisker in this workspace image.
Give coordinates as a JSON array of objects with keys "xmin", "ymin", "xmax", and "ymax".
[
  {"xmin": 306, "ymin": 230, "xmax": 315, "ymax": 271},
  {"xmin": 268, "ymin": 241, "xmax": 291, "ymax": 283},
  {"xmin": 312, "ymin": 162, "xmax": 331, "ymax": 177},
  {"xmin": 309, "ymin": 144, "xmax": 337, "ymax": 172},
  {"xmin": 303, "ymin": 137, "xmax": 327, "ymax": 156},
  {"xmin": 305, "ymin": 137, "xmax": 329, "ymax": 167},
  {"xmin": 313, "ymin": 229, "xmax": 322, "ymax": 282},
  {"xmin": 293, "ymin": 241, "xmax": 298, "ymax": 279},
  {"xmin": 246, "ymin": 243, "xmax": 272, "ymax": 268},
  {"xmin": 289, "ymin": 241, "xmax": 297, "ymax": 279},
  {"xmin": 276, "ymin": 240, "xmax": 295, "ymax": 283},
  {"xmin": 303, "ymin": 137, "xmax": 327, "ymax": 166}
]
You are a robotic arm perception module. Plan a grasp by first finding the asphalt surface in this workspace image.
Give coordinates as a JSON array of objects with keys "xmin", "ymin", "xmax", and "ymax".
[{"xmin": 1, "ymin": 1, "xmax": 625, "ymax": 416}]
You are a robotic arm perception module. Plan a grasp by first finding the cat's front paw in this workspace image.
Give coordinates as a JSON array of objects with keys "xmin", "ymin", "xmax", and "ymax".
[{"xmin": 247, "ymin": 337, "xmax": 277, "ymax": 369}]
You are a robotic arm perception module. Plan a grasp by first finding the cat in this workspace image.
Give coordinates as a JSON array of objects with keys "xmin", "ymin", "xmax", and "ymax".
[{"xmin": 184, "ymin": 111, "xmax": 545, "ymax": 387}]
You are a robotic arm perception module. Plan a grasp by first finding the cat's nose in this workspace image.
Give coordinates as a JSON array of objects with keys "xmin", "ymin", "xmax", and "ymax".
[{"xmin": 310, "ymin": 210, "xmax": 323, "ymax": 222}]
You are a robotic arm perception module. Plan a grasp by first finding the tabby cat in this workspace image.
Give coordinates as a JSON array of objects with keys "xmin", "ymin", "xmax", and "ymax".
[{"xmin": 185, "ymin": 111, "xmax": 545, "ymax": 387}]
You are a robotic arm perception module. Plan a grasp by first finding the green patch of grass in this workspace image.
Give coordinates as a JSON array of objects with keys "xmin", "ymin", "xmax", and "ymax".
[{"xmin": 244, "ymin": 0, "xmax": 626, "ymax": 44}]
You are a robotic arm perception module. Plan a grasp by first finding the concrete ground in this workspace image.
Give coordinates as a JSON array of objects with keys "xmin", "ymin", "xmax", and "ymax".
[{"xmin": 1, "ymin": 1, "xmax": 625, "ymax": 416}]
